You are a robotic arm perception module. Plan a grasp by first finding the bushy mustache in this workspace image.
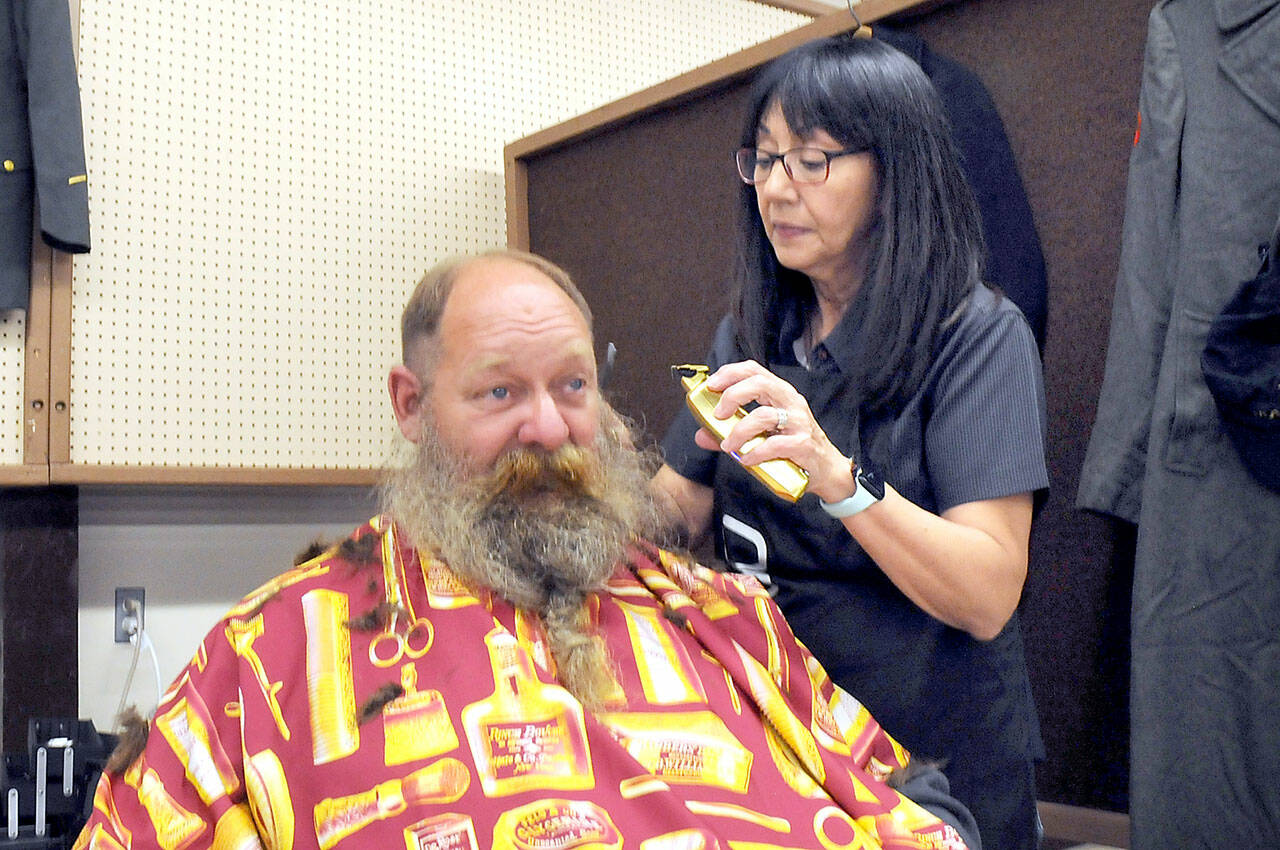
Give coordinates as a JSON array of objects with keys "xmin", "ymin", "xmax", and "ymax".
[{"xmin": 469, "ymin": 444, "xmax": 605, "ymax": 504}]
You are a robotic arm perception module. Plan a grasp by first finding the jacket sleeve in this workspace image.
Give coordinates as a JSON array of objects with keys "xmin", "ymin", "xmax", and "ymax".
[
  {"xmin": 1077, "ymin": 6, "xmax": 1184, "ymax": 523},
  {"xmin": 893, "ymin": 762, "xmax": 984, "ymax": 850},
  {"xmin": 20, "ymin": 0, "xmax": 91, "ymax": 253}
]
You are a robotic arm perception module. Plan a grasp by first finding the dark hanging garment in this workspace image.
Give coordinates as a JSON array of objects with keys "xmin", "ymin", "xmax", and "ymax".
[
  {"xmin": 1078, "ymin": 1, "xmax": 1280, "ymax": 847},
  {"xmin": 2, "ymin": 0, "xmax": 92, "ymax": 312},
  {"xmin": 876, "ymin": 26, "xmax": 1049, "ymax": 355}
]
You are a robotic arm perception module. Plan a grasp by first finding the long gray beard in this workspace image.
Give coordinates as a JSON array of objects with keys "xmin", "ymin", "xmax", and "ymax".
[{"xmin": 378, "ymin": 407, "xmax": 667, "ymax": 708}]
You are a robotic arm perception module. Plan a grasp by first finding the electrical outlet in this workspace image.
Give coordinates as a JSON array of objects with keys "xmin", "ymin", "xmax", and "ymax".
[{"xmin": 114, "ymin": 586, "xmax": 145, "ymax": 643}]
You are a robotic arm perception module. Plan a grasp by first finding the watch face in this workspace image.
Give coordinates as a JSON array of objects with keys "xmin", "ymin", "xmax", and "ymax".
[{"xmin": 856, "ymin": 466, "xmax": 885, "ymax": 500}]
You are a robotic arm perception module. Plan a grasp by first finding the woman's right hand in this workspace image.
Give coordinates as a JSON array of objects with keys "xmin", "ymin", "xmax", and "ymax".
[{"xmin": 695, "ymin": 360, "xmax": 856, "ymax": 505}]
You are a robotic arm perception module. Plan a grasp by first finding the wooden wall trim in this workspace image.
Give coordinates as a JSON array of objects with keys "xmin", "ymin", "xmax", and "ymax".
[
  {"xmin": 1038, "ymin": 801, "xmax": 1130, "ymax": 848},
  {"xmin": 503, "ymin": 0, "xmax": 932, "ymax": 247},
  {"xmin": 21, "ymin": 237, "xmax": 51, "ymax": 477},
  {"xmin": 48, "ymin": 463, "xmax": 379, "ymax": 486},
  {"xmin": 48, "ymin": 250, "xmax": 73, "ymax": 465},
  {"xmin": 757, "ymin": 0, "xmax": 957, "ymax": 17},
  {"xmin": 506, "ymin": 151, "xmax": 531, "ymax": 251}
]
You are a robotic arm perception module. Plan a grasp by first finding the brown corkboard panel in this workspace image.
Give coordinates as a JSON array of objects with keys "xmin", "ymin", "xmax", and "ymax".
[
  {"xmin": 523, "ymin": 0, "xmax": 1155, "ymax": 813},
  {"xmin": 900, "ymin": 0, "xmax": 1153, "ymax": 811},
  {"xmin": 526, "ymin": 80, "xmax": 752, "ymax": 440}
]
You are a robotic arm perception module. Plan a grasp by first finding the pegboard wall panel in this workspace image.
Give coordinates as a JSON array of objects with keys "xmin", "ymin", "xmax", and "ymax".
[
  {"xmin": 68, "ymin": 0, "xmax": 806, "ymax": 469},
  {"xmin": 0, "ymin": 310, "xmax": 24, "ymax": 463}
]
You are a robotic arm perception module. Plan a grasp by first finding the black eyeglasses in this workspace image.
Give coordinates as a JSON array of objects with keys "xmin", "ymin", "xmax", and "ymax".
[{"xmin": 735, "ymin": 146, "xmax": 864, "ymax": 185}]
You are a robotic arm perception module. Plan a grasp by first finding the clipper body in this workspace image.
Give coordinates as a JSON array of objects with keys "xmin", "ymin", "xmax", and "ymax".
[{"xmin": 674, "ymin": 365, "xmax": 809, "ymax": 502}]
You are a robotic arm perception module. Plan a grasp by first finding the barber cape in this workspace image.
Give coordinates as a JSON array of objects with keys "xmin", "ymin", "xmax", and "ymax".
[{"xmin": 75, "ymin": 517, "xmax": 968, "ymax": 850}]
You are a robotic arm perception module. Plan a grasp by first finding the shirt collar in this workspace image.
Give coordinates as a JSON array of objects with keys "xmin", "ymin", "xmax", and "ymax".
[
  {"xmin": 775, "ymin": 300, "xmax": 807, "ymax": 364},
  {"xmin": 773, "ymin": 294, "xmax": 865, "ymax": 374}
]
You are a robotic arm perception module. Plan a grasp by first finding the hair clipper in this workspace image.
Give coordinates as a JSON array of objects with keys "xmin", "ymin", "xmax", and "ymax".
[{"xmin": 673, "ymin": 364, "xmax": 809, "ymax": 502}]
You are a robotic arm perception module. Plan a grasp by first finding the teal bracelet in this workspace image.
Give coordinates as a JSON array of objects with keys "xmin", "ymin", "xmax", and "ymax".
[
  {"xmin": 819, "ymin": 485, "xmax": 879, "ymax": 518},
  {"xmin": 819, "ymin": 463, "xmax": 885, "ymax": 518}
]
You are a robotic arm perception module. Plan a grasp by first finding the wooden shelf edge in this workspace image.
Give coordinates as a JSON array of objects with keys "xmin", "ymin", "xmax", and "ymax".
[
  {"xmin": 0, "ymin": 464, "xmax": 53, "ymax": 487},
  {"xmin": 48, "ymin": 464, "xmax": 380, "ymax": 487}
]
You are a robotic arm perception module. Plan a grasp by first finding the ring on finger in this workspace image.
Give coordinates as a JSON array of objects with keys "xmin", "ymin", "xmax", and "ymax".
[{"xmin": 774, "ymin": 407, "xmax": 788, "ymax": 432}]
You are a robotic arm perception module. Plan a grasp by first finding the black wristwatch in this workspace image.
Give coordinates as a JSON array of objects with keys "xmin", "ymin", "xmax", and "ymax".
[{"xmin": 819, "ymin": 460, "xmax": 885, "ymax": 518}]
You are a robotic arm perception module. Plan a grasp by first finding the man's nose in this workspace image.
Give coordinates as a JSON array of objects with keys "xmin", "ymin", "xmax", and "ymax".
[{"xmin": 517, "ymin": 391, "xmax": 571, "ymax": 450}]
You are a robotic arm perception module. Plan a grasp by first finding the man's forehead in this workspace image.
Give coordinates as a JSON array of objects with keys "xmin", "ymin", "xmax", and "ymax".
[
  {"xmin": 464, "ymin": 337, "xmax": 596, "ymax": 374},
  {"xmin": 419, "ymin": 257, "xmax": 596, "ymax": 388},
  {"xmin": 448, "ymin": 259, "xmax": 580, "ymax": 318},
  {"xmin": 455, "ymin": 256, "xmax": 556, "ymax": 298}
]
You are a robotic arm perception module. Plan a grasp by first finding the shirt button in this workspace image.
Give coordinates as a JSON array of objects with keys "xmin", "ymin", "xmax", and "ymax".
[{"xmin": 3, "ymin": 161, "xmax": 14, "ymax": 172}]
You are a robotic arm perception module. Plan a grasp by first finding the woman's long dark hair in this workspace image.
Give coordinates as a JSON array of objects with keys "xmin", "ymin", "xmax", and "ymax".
[{"xmin": 731, "ymin": 35, "xmax": 985, "ymax": 414}]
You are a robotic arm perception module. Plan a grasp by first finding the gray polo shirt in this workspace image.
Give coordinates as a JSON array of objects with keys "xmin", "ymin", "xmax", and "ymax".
[{"xmin": 662, "ymin": 282, "xmax": 1048, "ymax": 846}]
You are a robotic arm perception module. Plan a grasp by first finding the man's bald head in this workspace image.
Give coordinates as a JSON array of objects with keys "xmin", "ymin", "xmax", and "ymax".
[{"xmin": 399, "ymin": 249, "xmax": 593, "ymax": 378}]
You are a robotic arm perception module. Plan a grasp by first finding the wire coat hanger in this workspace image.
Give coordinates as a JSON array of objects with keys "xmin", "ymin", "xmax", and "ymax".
[{"xmin": 847, "ymin": 0, "xmax": 874, "ymax": 38}]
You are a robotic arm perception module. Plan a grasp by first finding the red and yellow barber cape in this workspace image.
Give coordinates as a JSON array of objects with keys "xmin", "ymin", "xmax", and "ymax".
[{"xmin": 76, "ymin": 517, "xmax": 968, "ymax": 850}]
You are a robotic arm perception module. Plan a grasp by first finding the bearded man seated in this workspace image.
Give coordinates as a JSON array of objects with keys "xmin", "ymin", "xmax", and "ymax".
[{"xmin": 74, "ymin": 250, "xmax": 979, "ymax": 850}]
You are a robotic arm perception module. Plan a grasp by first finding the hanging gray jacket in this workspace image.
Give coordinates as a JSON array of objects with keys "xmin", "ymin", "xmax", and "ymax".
[{"xmin": 1077, "ymin": 0, "xmax": 1280, "ymax": 847}]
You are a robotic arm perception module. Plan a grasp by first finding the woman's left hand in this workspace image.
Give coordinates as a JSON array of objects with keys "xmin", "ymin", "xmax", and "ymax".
[{"xmin": 693, "ymin": 360, "xmax": 856, "ymax": 503}]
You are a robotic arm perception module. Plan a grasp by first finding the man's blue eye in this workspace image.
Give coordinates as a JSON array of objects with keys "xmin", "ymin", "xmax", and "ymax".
[
  {"xmin": 490, "ymin": 387, "xmax": 508, "ymax": 399},
  {"xmin": 568, "ymin": 378, "xmax": 586, "ymax": 391}
]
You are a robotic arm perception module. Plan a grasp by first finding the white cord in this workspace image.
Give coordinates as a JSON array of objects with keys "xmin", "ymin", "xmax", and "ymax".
[
  {"xmin": 113, "ymin": 599, "xmax": 165, "ymax": 729},
  {"xmin": 138, "ymin": 629, "xmax": 164, "ymax": 706},
  {"xmin": 113, "ymin": 627, "xmax": 143, "ymax": 733}
]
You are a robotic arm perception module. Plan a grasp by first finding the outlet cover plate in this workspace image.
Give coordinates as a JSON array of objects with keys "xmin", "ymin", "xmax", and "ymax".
[{"xmin": 115, "ymin": 586, "xmax": 145, "ymax": 643}]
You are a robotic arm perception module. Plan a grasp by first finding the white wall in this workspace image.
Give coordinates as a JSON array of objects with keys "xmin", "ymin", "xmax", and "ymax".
[{"xmin": 77, "ymin": 486, "xmax": 377, "ymax": 732}]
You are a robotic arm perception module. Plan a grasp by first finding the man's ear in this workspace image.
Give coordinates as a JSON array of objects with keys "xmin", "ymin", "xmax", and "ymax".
[{"xmin": 388, "ymin": 364, "xmax": 426, "ymax": 442}]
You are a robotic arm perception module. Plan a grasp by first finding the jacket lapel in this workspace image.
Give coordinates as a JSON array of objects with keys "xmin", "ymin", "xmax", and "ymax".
[{"xmin": 1217, "ymin": 0, "xmax": 1280, "ymax": 125}]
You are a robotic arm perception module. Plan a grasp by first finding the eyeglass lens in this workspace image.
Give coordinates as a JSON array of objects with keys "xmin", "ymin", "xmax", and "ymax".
[{"xmin": 736, "ymin": 148, "xmax": 836, "ymax": 185}]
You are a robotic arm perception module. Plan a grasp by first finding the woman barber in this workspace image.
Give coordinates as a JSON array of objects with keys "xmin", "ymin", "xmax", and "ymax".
[{"xmin": 653, "ymin": 36, "xmax": 1048, "ymax": 850}]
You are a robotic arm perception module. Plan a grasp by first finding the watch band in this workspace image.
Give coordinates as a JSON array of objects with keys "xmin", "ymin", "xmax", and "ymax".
[{"xmin": 819, "ymin": 463, "xmax": 884, "ymax": 518}]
